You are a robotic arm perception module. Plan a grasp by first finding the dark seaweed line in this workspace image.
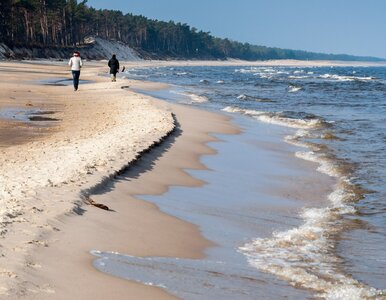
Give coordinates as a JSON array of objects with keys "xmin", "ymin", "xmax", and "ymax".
[{"xmin": 74, "ymin": 113, "xmax": 178, "ymax": 214}]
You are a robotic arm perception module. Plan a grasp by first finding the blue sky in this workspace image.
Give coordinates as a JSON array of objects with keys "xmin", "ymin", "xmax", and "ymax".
[{"xmin": 86, "ymin": 0, "xmax": 386, "ymax": 58}]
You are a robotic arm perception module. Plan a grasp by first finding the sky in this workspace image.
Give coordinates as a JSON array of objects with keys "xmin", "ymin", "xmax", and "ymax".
[{"xmin": 86, "ymin": 0, "xmax": 386, "ymax": 58}]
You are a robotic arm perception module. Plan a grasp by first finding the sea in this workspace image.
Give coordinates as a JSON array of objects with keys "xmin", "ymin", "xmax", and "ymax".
[{"xmin": 92, "ymin": 65, "xmax": 386, "ymax": 299}]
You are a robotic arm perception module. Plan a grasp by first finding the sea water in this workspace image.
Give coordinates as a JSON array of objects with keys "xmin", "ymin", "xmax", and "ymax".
[{"xmin": 93, "ymin": 65, "xmax": 386, "ymax": 299}]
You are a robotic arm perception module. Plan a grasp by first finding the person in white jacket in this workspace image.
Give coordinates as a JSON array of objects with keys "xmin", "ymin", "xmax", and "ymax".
[{"xmin": 68, "ymin": 51, "xmax": 83, "ymax": 91}]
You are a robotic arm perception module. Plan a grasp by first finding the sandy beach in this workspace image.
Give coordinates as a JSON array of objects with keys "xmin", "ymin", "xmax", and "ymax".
[
  {"xmin": 1, "ymin": 59, "xmax": 385, "ymax": 299},
  {"xmin": 0, "ymin": 60, "xmax": 239, "ymax": 298}
]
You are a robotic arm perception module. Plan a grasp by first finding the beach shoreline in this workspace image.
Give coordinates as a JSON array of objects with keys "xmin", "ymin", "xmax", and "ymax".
[
  {"xmin": 0, "ymin": 60, "xmax": 240, "ymax": 299},
  {"xmin": 19, "ymin": 102, "xmax": 240, "ymax": 300},
  {"xmin": 0, "ymin": 59, "xmax": 370, "ymax": 299}
]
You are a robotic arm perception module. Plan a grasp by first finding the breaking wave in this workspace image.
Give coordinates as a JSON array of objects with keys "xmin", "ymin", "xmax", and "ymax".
[
  {"xmin": 170, "ymin": 90, "xmax": 208, "ymax": 103},
  {"xmin": 224, "ymin": 105, "xmax": 386, "ymax": 299},
  {"xmin": 236, "ymin": 94, "xmax": 275, "ymax": 102},
  {"xmin": 222, "ymin": 106, "xmax": 328, "ymax": 129},
  {"xmin": 288, "ymin": 75, "xmax": 311, "ymax": 79},
  {"xmin": 288, "ymin": 85, "xmax": 302, "ymax": 93},
  {"xmin": 234, "ymin": 67, "xmax": 289, "ymax": 79},
  {"xmin": 239, "ymin": 149, "xmax": 384, "ymax": 299},
  {"xmin": 319, "ymin": 74, "xmax": 375, "ymax": 82}
]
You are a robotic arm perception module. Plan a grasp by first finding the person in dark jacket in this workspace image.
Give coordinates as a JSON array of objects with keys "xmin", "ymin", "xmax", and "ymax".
[{"xmin": 108, "ymin": 54, "xmax": 120, "ymax": 82}]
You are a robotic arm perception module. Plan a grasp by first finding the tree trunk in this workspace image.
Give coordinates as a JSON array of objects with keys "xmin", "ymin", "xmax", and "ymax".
[{"xmin": 39, "ymin": 0, "xmax": 49, "ymax": 44}]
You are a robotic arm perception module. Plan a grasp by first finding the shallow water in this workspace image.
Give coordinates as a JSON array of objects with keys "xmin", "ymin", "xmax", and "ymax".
[
  {"xmin": 93, "ymin": 116, "xmax": 322, "ymax": 299},
  {"xmin": 93, "ymin": 65, "xmax": 386, "ymax": 299},
  {"xmin": 0, "ymin": 107, "xmax": 59, "ymax": 123}
]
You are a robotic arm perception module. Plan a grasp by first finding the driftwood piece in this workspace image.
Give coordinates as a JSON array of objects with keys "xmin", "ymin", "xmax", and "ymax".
[{"xmin": 85, "ymin": 197, "xmax": 109, "ymax": 210}]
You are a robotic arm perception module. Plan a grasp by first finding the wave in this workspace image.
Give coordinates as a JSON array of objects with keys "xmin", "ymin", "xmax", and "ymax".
[
  {"xmin": 234, "ymin": 67, "xmax": 288, "ymax": 78},
  {"xmin": 319, "ymin": 74, "xmax": 375, "ymax": 82},
  {"xmin": 189, "ymin": 93, "xmax": 208, "ymax": 103},
  {"xmin": 236, "ymin": 94, "xmax": 275, "ymax": 102},
  {"xmin": 170, "ymin": 90, "xmax": 208, "ymax": 103},
  {"xmin": 288, "ymin": 85, "xmax": 302, "ymax": 93},
  {"xmin": 229, "ymin": 105, "xmax": 386, "ymax": 298},
  {"xmin": 239, "ymin": 148, "xmax": 384, "ymax": 299},
  {"xmin": 234, "ymin": 67, "xmax": 256, "ymax": 74},
  {"xmin": 284, "ymin": 129, "xmax": 313, "ymax": 148},
  {"xmin": 236, "ymin": 94, "xmax": 250, "ymax": 100},
  {"xmin": 285, "ymin": 130, "xmax": 342, "ymax": 152},
  {"xmin": 222, "ymin": 106, "xmax": 266, "ymax": 117},
  {"xmin": 241, "ymin": 132, "xmax": 383, "ymax": 298},
  {"xmin": 222, "ymin": 106, "xmax": 328, "ymax": 129},
  {"xmin": 288, "ymin": 75, "xmax": 311, "ymax": 79}
]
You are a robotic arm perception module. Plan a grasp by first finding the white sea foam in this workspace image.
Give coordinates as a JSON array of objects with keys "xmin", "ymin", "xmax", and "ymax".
[
  {"xmin": 223, "ymin": 106, "xmax": 325, "ymax": 129},
  {"xmin": 284, "ymin": 130, "xmax": 311, "ymax": 148},
  {"xmin": 239, "ymin": 194, "xmax": 379, "ymax": 299},
  {"xmin": 189, "ymin": 93, "xmax": 208, "ymax": 103},
  {"xmin": 234, "ymin": 68, "xmax": 256, "ymax": 74},
  {"xmin": 237, "ymin": 94, "xmax": 248, "ymax": 100},
  {"xmin": 222, "ymin": 106, "xmax": 265, "ymax": 116},
  {"xmin": 320, "ymin": 74, "xmax": 375, "ymax": 82},
  {"xmin": 257, "ymin": 73, "xmax": 273, "ymax": 79},
  {"xmin": 295, "ymin": 151, "xmax": 342, "ymax": 178},
  {"xmin": 257, "ymin": 114, "xmax": 323, "ymax": 129},
  {"xmin": 219, "ymin": 67, "xmax": 383, "ymax": 298},
  {"xmin": 170, "ymin": 90, "xmax": 208, "ymax": 103},
  {"xmin": 288, "ymin": 75, "xmax": 310, "ymax": 79},
  {"xmin": 288, "ymin": 86, "xmax": 302, "ymax": 93},
  {"xmin": 292, "ymin": 129, "xmax": 311, "ymax": 138},
  {"xmin": 224, "ymin": 100, "xmax": 385, "ymax": 298},
  {"xmin": 238, "ymin": 116, "xmax": 386, "ymax": 299},
  {"xmin": 234, "ymin": 67, "xmax": 287, "ymax": 78},
  {"xmin": 239, "ymin": 150, "xmax": 384, "ymax": 299}
]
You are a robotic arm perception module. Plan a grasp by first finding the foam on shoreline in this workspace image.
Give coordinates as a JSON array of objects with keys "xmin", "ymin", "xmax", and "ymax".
[{"xmin": 222, "ymin": 106, "xmax": 386, "ymax": 298}]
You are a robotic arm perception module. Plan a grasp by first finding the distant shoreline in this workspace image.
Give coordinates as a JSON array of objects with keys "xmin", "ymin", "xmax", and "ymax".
[
  {"xmin": 7, "ymin": 57, "xmax": 386, "ymax": 68},
  {"xmin": 2, "ymin": 39, "xmax": 386, "ymax": 65},
  {"xmin": 117, "ymin": 58, "xmax": 386, "ymax": 68}
]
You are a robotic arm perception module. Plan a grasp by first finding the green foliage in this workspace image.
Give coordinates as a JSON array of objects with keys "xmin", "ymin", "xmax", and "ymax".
[{"xmin": 0, "ymin": 1, "xmax": 383, "ymax": 61}]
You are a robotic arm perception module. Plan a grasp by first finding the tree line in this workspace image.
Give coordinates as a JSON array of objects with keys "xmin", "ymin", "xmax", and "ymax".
[{"xmin": 0, "ymin": 0, "xmax": 382, "ymax": 61}]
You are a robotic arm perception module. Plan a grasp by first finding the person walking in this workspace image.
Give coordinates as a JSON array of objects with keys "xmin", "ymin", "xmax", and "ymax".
[
  {"xmin": 108, "ymin": 54, "xmax": 120, "ymax": 82},
  {"xmin": 68, "ymin": 51, "xmax": 83, "ymax": 91}
]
